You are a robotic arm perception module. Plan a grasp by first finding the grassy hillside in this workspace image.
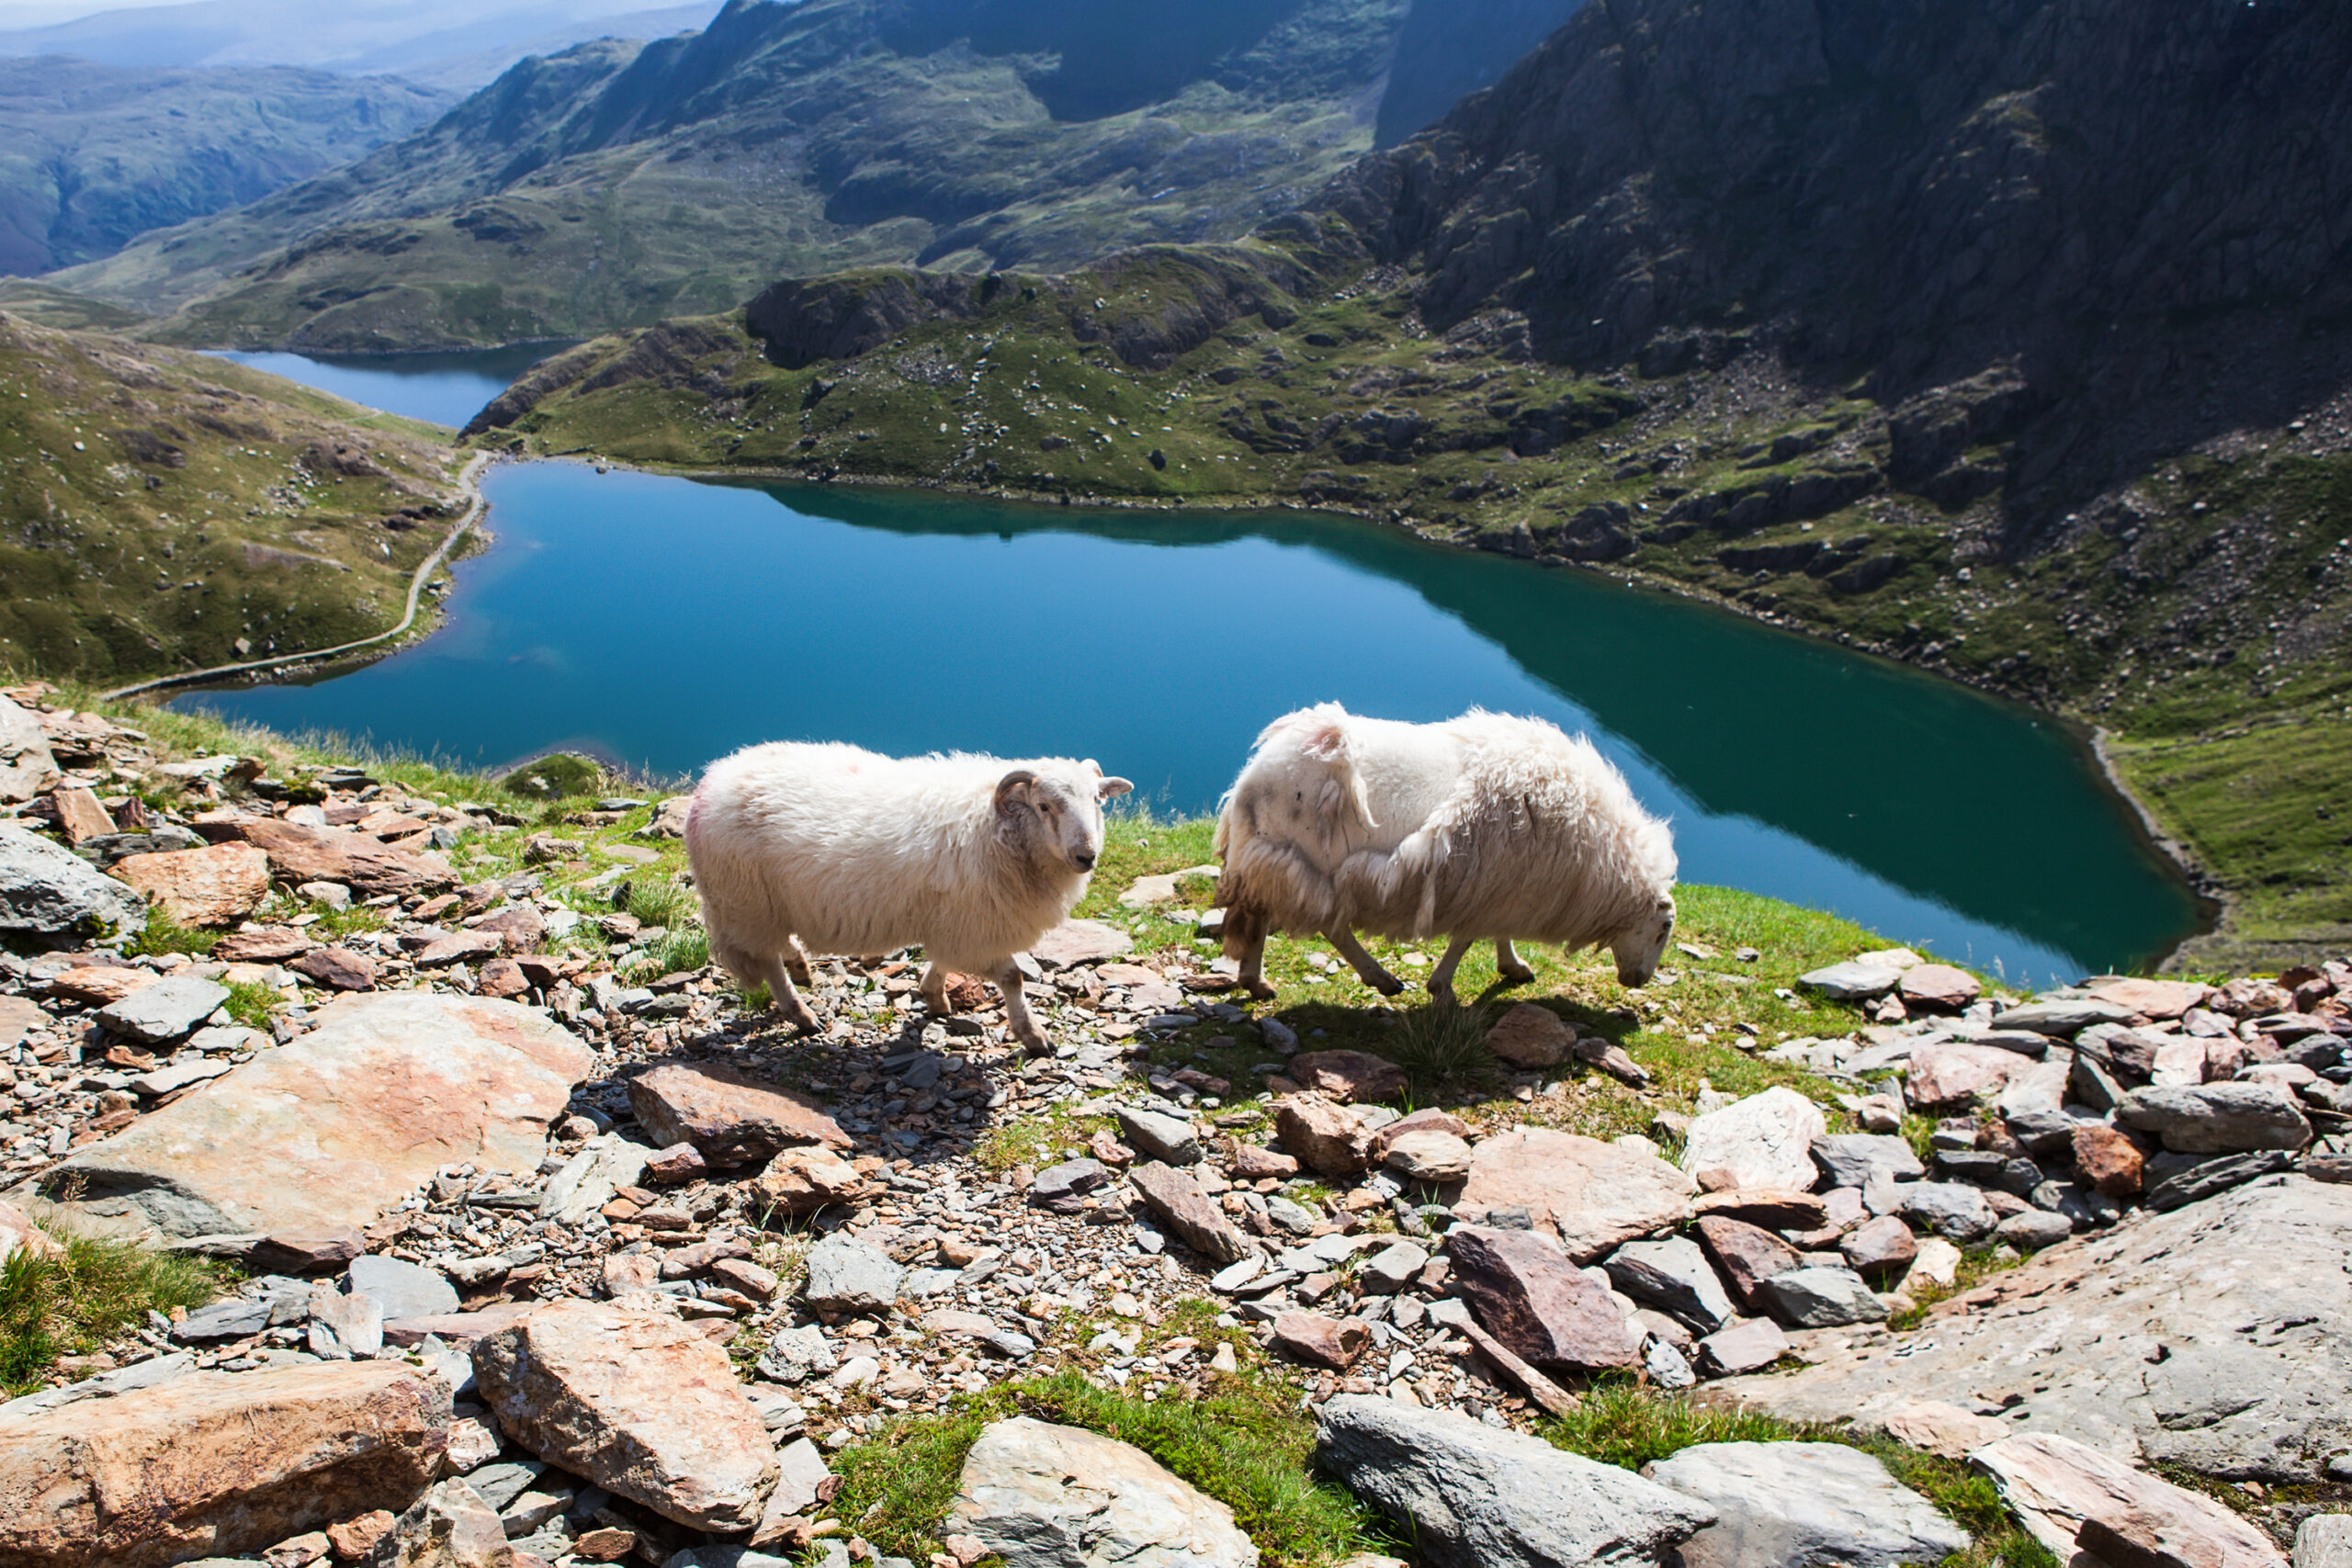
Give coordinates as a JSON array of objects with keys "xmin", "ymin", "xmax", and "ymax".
[
  {"xmin": 0, "ymin": 56, "xmax": 449, "ymax": 276},
  {"xmin": 471, "ymin": 250, "xmax": 2350, "ymax": 969},
  {"xmin": 0, "ymin": 311, "xmax": 469, "ymax": 683}
]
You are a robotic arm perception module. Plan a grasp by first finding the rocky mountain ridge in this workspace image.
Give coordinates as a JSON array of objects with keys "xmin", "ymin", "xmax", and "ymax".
[{"xmin": 44, "ymin": 0, "xmax": 1582, "ymax": 352}]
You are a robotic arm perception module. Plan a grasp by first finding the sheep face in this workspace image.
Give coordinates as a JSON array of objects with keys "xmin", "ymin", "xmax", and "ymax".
[
  {"xmin": 1611, "ymin": 893, "xmax": 1677, "ymax": 987},
  {"xmin": 995, "ymin": 762, "xmax": 1132, "ymax": 875}
]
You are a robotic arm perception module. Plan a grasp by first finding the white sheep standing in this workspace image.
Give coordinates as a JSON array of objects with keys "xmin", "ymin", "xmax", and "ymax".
[
  {"xmin": 1214, "ymin": 704, "xmax": 1677, "ymax": 1002},
  {"xmin": 685, "ymin": 741, "xmax": 1131, "ymax": 1050}
]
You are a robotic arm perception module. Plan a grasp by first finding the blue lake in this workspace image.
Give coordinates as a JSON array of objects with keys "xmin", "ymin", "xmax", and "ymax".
[{"xmin": 211, "ymin": 344, "xmax": 564, "ymax": 430}]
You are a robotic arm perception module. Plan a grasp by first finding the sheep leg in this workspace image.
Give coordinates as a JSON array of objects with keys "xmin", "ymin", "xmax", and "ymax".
[
  {"xmin": 918, "ymin": 961, "xmax": 951, "ymax": 1015},
  {"xmin": 1325, "ymin": 928, "xmax": 1406, "ymax": 996},
  {"xmin": 757, "ymin": 951, "xmax": 820, "ymax": 1035},
  {"xmin": 992, "ymin": 960, "xmax": 1049, "ymax": 1054},
  {"xmin": 785, "ymin": 936, "xmax": 815, "ymax": 987},
  {"xmin": 1427, "ymin": 934, "xmax": 1479, "ymax": 1007},
  {"xmin": 1234, "ymin": 929, "xmax": 1277, "ymax": 1000},
  {"xmin": 1494, "ymin": 937, "xmax": 1536, "ymax": 984}
]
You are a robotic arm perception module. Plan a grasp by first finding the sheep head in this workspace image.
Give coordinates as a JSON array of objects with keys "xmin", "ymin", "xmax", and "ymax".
[
  {"xmin": 994, "ymin": 762, "xmax": 1131, "ymax": 876},
  {"xmin": 1611, "ymin": 891, "xmax": 1677, "ymax": 987}
]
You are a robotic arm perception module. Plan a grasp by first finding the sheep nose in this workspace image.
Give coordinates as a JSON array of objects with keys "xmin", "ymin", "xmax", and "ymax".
[{"xmin": 1074, "ymin": 852, "xmax": 1096, "ymax": 871}]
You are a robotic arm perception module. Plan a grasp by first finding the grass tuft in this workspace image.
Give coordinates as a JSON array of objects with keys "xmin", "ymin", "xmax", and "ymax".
[
  {"xmin": 503, "ymin": 751, "xmax": 604, "ymax": 800},
  {"xmin": 1540, "ymin": 1378, "xmax": 1798, "ymax": 1470},
  {"xmin": 0, "ymin": 1230, "xmax": 233, "ymax": 1396},
  {"xmin": 221, "ymin": 979, "xmax": 281, "ymax": 1030},
  {"xmin": 1385, "ymin": 1001, "xmax": 1500, "ymax": 1102},
  {"xmin": 124, "ymin": 906, "xmax": 220, "ymax": 959}
]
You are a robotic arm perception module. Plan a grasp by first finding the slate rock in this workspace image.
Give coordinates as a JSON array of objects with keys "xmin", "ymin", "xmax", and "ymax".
[
  {"xmin": 1643, "ymin": 1441, "xmax": 1972, "ymax": 1568},
  {"xmin": 1810, "ymin": 1134, "xmax": 1925, "ymax": 1190},
  {"xmin": 1031, "ymin": 1157, "xmax": 1109, "ymax": 1204},
  {"xmin": 1758, "ymin": 1267, "xmax": 1888, "ymax": 1328},
  {"xmin": 1273, "ymin": 1310, "xmax": 1372, "ymax": 1370},
  {"xmin": 802, "ymin": 1234, "xmax": 906, "ymax": 1314},
  {"xmin": 1026, "ymin": 919, "xmax": 1134, "ymax": 970},
  {"xmin": 96, "ymin": 975, "xmax": 230, "ymax": 1044},
  {"xmin": 1898, "ymin": 1181, "xmax": 1997, "ymax": 1242},
  {"xmin": 749, "ymin": 1145, "xmax": 866, "ymax": 1216},
  {"xmin": 0, "ymin": 694, "xmax": 59, "ymax": 802},
  {"xmin": 1995, "ymin": 1210, "xmax": 2075, "ymax": 1249},
  {"xmin": 1679, "ymin": 1087, "xmax": 1826, "ymax": 1192},
  {"xmin": 368, "ymin": 1477, "xmax": 510, "ymax": 1568},
  {"xmin": 1127, "ymin": 1161, "xmax": 1251, "ymax": 1265},
  {"xmin": 1275, "ymin": 1094, "xmax": 1374, "ymax": 1176},
  {"xmin": 1485, "ymin": 1002, "xmax": 1574, "ymax": 1067},
  {"xmin": 755, "ymin": 1324, "xmax": 837, "ymax": 1385},
  {"xmin": 1799, "ymin": 963, "xmax": 1901, "ymax": 1000},
  {"xmin": 1838, "ymin": 1214, "xmax": 1918, "ymax": 1278},
  {"xmin": 1115, "ymin": 1105, "xmax": 1201, "ymax": 1165},
  {"xmin": 230, "ymin": 818, "xmax": 454, "ymax": 897},
  {"xmin": 1692, "ymin": 1216, "xmax": 1801, "ymax": 1310},
  {"xmin": 1381, "ymin": 1128, "xmax": 1475, "ymax": 1182},
  {"xmin": 2071, "ymin": 1123, "xmax": 2146, "ymax": 1197},
  {"xmin": 0, "ymin": 822, "xmax": 147, "ymax": 937},
  {"xmin": 1905, "ymin": 1043, "xmax": 2033, "ymax": 1111},
  {"xmin": 348, "ymin": 1256, "xmax": 458, "ymax": 1321},
  {"xmin": 1698, "ymin": 1318, "xmax": 1791, "ymax": 1377},
  {"xmin": 1445, "ymin": 1225, "xmax": 1641, "ymax": 1371},
  {"xmin": 1458, "ymin": 1126, "xmax": 1694, "ymax": 1262},
  {"xmin": 2296, "ymin": 1517, "xmax": 2352, "ymax": 1568},
  {"xmin": 949, "ymin": 1416, "xmax": 1258, "ymax": 1567},
  {"xmin": 1899, "ymin": 964, "xmax": 1982, "ymax": 1011},
  {"xmin": 626, "ymin": 1061, "xmax": 848, "ymax": 1166},
  {"xmin": 0, "ymin": 1360, "xmax": 447, "ymax": 1568},
  {"xmin": 1289, "ymin": 1049, "xmax": 1407, "ymax": 1102},
  {"xmin": 290, "ymin": 946, "xmax": 378, "ymax": 991},
  {"xmin": 540, "ymin": 1134, "xmax": 651, "ymax": 1226},
  {"xmin": 2117, "ymin": 1084, "xmax": 2312, "ymax": 1155},
  {"xmin": 44, "ymin": 993, "xmax": 590, "ymax": 1240},
  {"xmin": 2144, "ymin": 1150, "xmax": 2294, "ymax": 1212},
  {"xmin": 1604, "ymin": 1236, "xmax": 1736, "ymax": 1332},
  {"xmin": 1973, "ymin": 1432, "xmax": 2287, "ymax": 1567},
  {"xmin": 471, "ymin": 1301, "xmax": 777, "ymax": 1532},
  {"xmin": 1314, "ymin": 1395, "xmax": 1716, "ymax": 1568},
  {"xmin": 1994, "ymin": 998, "xmax": 2135, "ymax": 1035}
]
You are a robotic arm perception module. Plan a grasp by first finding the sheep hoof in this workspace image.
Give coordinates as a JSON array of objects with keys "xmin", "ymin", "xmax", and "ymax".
[
  {"xmin": 1372, "ymin": 976, "xmax": 1407, "ymax": 997},
  {"xmin": 1241, "ymin": 978, "xmax": 1278, "ymax": 1000},
  {"xmin": 1498, "ymin": 966, "xmax": 1535, "ymax": 985},
  {"xmin": 775, "ymin": 1004, "xmax": 820, "ymax": 1034}
]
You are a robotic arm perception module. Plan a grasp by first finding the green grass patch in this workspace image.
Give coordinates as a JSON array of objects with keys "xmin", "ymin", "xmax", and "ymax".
[
  {"xmin": 221, "ymin": 979, "xmax": 281, "ymax": 1030},
  {"xmin": 829, "ymin": 1370, "xmax": 1385, "ymax": 1566},
  {"xmin": 1, "ymin": 1230, "xmax": 232, "ymax": 1396},
  {"xmin": 1539, "ymin": 1377, "xmax": 1797, "ymax": 1470},
  {"xmin": 504, "ymin": 751, "xmax": 604, "ymax": 800},
  {"xmin": 1385, "ymin": 1000, "xmax": 1501, "ymax": 1102},
  {"xmin": 124, "ymin": 906, "xmax": 221, "ymax": 959}
]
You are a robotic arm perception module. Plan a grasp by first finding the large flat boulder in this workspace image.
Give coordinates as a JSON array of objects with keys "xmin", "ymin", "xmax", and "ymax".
[
  {"xmin": 1446, "ymin": 1225, "xmax": 1642, "ymax": 1371},
  {"xmin": 471, "ymin": 1301, "xmax": 777, "ymax": 1533},
  {"xmin": 1642, "ymin": 1441, "xmax": 1971, "ymax": 1568},
  {"xmin": 226, "ymin": 818, "xmax": 454, "ymax": 897},
  {"xmin": 0, "ymin": 1360, "xmax": 449, "ymax": 1568},
  {"xmin": 110, "ymin": 843, "xmax": 270, "ymax": 928},
  {"xmin": 1315, "ymin": 1395, "xmax": 1716, "ymax": 1568},
  {"xmin": 0, "ymin": 823, "xmax": 146, "ymax": 938},
  {"xmin": 1679, "ymin": 1087, "xmax": 1826, "ymax": 1192},
  {"xmin": 948, "ymin": 1416, "xmax": 1260, "ymax": 1567},
  {"xmin": 1458, "ymin": 1127, "xmax": 1694, "ymax": 1262},
  {"xmin": 33, "ymin": 993, "xmax": 592, "ymax": 1239},
  {"xmin": 1712, "ymin": 1176, "xmax": 2352, "ymax": 1481}
]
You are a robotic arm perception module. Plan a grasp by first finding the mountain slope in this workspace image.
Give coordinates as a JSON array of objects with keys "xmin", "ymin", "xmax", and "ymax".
[
  {"xmin": 0, "ymin": 57, "xmax": 451, "ymax": 276},
  {"xmin": 0, "ymin": 1, "xmax": 721, "ymax": 90},
  {"xmin": 49, "ymin": 0, "xmax": 1577, "ymax": 352},
  {"xmin": 476, "ymin": 0, "xmax": 2352, "ymax": 968},
  {"xmin": 0, "ymin": 311, "xmax": 468, "ymax": 684}
]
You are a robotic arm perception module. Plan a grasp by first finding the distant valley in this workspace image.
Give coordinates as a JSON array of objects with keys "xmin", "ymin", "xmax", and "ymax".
[{"xmin": 44, "ymin": 0, "xmax": 1581, "ymax": 352}]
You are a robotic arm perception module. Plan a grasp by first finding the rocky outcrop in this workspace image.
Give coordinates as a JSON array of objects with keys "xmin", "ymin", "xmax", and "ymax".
[
  {"xmin": 0, "ymin": 1360, "xmax": 450, "ymax": 1568},
  {"xmin": 0, "ymin": 823, "xmax": 146, "ymax": 938},
  {"xmin": 38, "ymin": 993, "xmax": 593, "ymax": 1238},
  {"xmin": 949, "ymin": 1416, "xmax": 1261, "ymax": 1568},
  {"xmin": 1714, "ymin": 1176, "xmax": 2352, "ymax": 1482}
]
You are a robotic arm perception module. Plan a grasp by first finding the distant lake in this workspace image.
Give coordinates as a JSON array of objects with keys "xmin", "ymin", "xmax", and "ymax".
[
  {"xmin": 177, "ymin": 356, "xmax": 2206, "ymax": 987},
  {"xmin": 212, "ymin": 344, "xmax": 567, "ymax": 429}
]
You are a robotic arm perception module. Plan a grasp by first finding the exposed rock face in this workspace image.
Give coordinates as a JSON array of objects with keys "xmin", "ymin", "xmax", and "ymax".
[
  {"xmin": 470, "ymin": 1302, "xmax": 778, "ymax": 1532},
  {"xmin": 1713, "ymin": 1177, "xmax": 2352, "ymax": 1480},
  {"xmin": 2116, "ymin": 1084, "xmax": 2312, "ymax": 1154},
  {"xmin": 0, "ymin": 822, "xmax": 146, "ymax": 937},
  {"xmin": 1458, "ymin": 1126, "xmax": 1694, "ymax": 1261},
  {"xmin": 1642, "ymin": 1441, "xmax": 1972, "ymax": 1568},
  {"xmin": 948, "ymin": 1416, "xmax": 1261, "ymax": 1568},
  {"xmin": 226, "ymin": 818, "xmax": 455, "ymax": 896},
  {"xmin": 0, "ymin": 1360, "xmax": 449, "ymax": 1568},
  {"xmin": 1315, "ymin": 1395, "xmax": 1717, "ymax": 1568},
  {"xmin": 40, "ymin": 993, "xmax": 592, "ymax": 1238}
]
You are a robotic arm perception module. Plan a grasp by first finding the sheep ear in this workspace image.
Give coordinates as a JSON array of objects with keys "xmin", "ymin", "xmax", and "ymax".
[
  {"xmin": 1097, "ymin": 775, "xmax": 1133, "ymax": 800},
  {"xmin": 993, "ymin": 770, "xmax": 1039, "ymax": 818}
]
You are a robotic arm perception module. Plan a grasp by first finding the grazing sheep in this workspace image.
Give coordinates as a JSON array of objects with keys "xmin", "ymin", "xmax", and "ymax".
[
  {"xmin": 686, "ymin": 742, "xmax": 1132, "ymax": 1050},
  {"xmin": 1214, "ymin": 704, "xmax": 1677, "ymax": 1003}
]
